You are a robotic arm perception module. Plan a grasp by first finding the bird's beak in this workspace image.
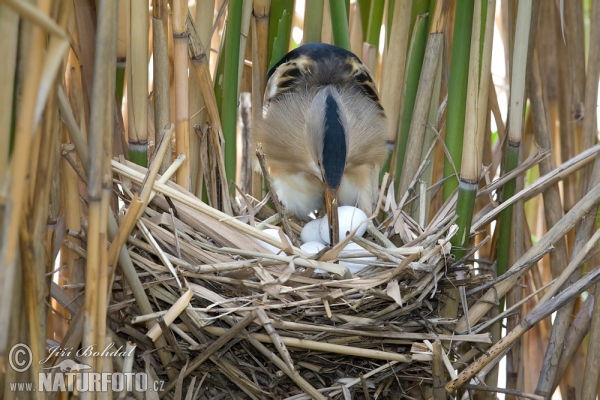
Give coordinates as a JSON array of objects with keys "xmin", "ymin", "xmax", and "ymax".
[{"xmin": 324, "ymin": 185, "xmax": 340, "ymax": 246}]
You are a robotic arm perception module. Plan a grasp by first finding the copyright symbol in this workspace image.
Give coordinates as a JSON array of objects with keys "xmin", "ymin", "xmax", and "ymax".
[{"xmin": 9, "ymin": 344, "xmax": 32, "ymax": 372}]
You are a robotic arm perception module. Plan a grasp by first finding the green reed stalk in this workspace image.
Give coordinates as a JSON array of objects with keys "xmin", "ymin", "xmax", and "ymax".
[
  {"xmin": 329, "ymin": 0, "xmax": 351, "ymax": 50},
  {"xmin": 442, "ymin": 0, "xmax": 474, "ymax": 201}
]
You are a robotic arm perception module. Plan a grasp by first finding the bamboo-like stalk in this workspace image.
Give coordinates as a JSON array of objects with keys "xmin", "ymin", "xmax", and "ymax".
[
  {"xmin": 221, "ymin": 0, "xmax": 243, "ymax": 191},
  {"xmin": 152, "ymin": 0, "xmax": 172, "ymax": 173},
  {"xmin": 0, "ymin": 3, "xmax": 19, "ymax": 381},
  {"xmin": 551, "ymin": 295, "xmax": 594, "ymax": 393},
  {"xmin": 441, "ymin": 0, "xmax": 474, "ymax": 201},
  {"xmin": 580, "ymin": 282, "xmax": 600, "ymax": 399},
  {"xmin": 396, "ymin": 0, "xmax": 448, "ymax": 198},
  {"xmin": 0, "ymin": 3, "xmax": 18, "ymax": 182},
  {"xmin": 356, "ymin": 0, "xmax": 371, "ymax": 42},
  {"xmin": 443, "ymin": 0, "xmax": 494, "ymax": 334},
  {"xmin": 83, "ymin": 0, "xmax": 117, "ymax": 377},
  {"xmin": 495, "ymin": 0, "xmax": 532, "ymax": 285},
  {"xmin": 251, "ymin": 1, "xmax": 270, "ymax": 200},
  {"xmin": 329, "ymin": 0, "xmax": 351, "ymax": 50},
  {"xmin": 447, "ymin": 258, "xmax": 600, "ymax": 392},
  {"xmin": 127, "ymin": 0, "xmax": 149, "ymax": 167},
  {"xmin": 173, "ymin": 0, "xmax": 191, "ymax": 189},
  {"xmin": 189, "ymin": 0, "xmax": 214, "ymax": 196},
  {"xmin": 303, "ymin": 0, "xmax": 324, "ymax": 44},
  {"xmin": 536, "ymin": 0, "xmax": 600, "ymax": 394},
  {"xmin": 186, "ymin": 14, "xmax": 233, "ymax": 215},
  {"xmin": 362, "ymin": 0, "xmax": 384, "ymax": 73},
  {"xmin": 254, "ymin": 0, "xmax": 271, "ymax": 96},
  {"xmin": 389, "ymin": 13, "xmax": 428, "ymax": 183},
  {"xmin": 455, "ymin": 181, "xmax": 600, "ymax": 334},
  {"xmin": 0, "ymin": 2, "xmax": 53, "ymax": 393},
  {"xmin": 379, "ymin": 0, "xmax": 410, "ymax": 146},
  {"xmin": 237, "ymin": 0, "xmax": 253, "ymax": 94},
  {"xmin": 528, "ymin": 51, "xmax": 568, "ymax": 279}
]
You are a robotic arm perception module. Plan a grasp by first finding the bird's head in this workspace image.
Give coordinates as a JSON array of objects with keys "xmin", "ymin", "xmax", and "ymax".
[{"xmin": 306, "ymin": 86, "xmax": 349, "ymax": 245}]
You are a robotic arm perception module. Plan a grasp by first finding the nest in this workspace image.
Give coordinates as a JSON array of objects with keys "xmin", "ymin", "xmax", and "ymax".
[{"xmin": 91, "ymin": 159, "xmax": 494, "ymax": 399}]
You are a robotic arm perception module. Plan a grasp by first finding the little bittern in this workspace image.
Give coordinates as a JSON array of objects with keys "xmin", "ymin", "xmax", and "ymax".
[{"xmin": 254, "ymin": 43, "xmax": 388, "ymax": 244}]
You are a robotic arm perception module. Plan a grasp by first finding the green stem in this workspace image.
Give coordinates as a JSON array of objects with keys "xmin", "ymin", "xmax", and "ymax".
[
  {"xmin": 357, "ymin": 0, "xmax": 372, "ymax": 42},
  {"xmin": 496, "ymin": 145, "xmax": 519, "ymax": 282},
  {"xmin": 303, "ymin": 0, "xmax": 324, "ymax": 43},
  {"xmin": 366, "ymin": 0, "xmax": 385, "ymax": 46},
  {"xmin": 329, "ymin": 0, "xmax": 351, "ymax": 50},
  {"xmin": 442, "ymin": 0, "xmax": 474, "ymax": 201},
  {"xmin": 392, "ymin": 13, "xmax": 428, "ymax": 188}
]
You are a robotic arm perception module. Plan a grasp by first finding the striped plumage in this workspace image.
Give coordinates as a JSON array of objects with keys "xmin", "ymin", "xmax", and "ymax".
[{"xmin": 254, "ymin": 42, "xmax": 388, "ymax": 228}]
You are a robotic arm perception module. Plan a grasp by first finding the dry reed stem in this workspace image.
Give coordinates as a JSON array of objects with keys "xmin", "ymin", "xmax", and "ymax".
[
  {"xmin": 0, "ymin": 2, "xmax": 18, "ymax": 182},
  {"xmin": 186, "ymin": 14, "xmax": 233, "ymax": 215},
  {"xmin": 397, "ymin": 0, "xmax": 449, "ymax": 198},
  {"xmin": 159, "ymin": 311, "xmax": 257, "ymax": 395},
  {"xmin": 456, "ymin": 181, "xmax": 600, "ymax": 333},
  {"xmin": 146, "ymin": 288, "xmax": 193, "ymax": 341},
  {"xmin": 152, "ymin": 0, "xmax": 172, "ymax": 173},
  {"xmin": 203, "ymin": 326, "xmax": 419, "ymax": 362},
  {"xmin": 471, "ymin": 143, "xmax": 600, "ymax": 232},
  {"xmin": 447, "ymin": 258, "xmax": 600, "ymax": 392},
  {"xmin": 127, "ymin": 0, "xmax": 149, "ymax": 146},
  {"xmin": 111, "ymin": 160, "xmax": 307, "ymax": 254},
  {"xmin": 173, "ymin": 0, "xmax": 191, "ymax": 189},
  {"xmin": 1, "ymin": 1, "xmax": 54, "ymax": 395}
]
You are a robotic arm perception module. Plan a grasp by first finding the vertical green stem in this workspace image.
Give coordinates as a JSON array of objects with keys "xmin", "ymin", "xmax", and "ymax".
[
  {"xmin": 329, "ymin": 0, "xmax": 351, "ymax": 50},
  {"xmin": 442, "ymin": 0, "xmax": 474, "ymax": 200},
  {"xmin": 303, "ymin": 0, "xmax": 324, "ymax": 43},
  {"xmin": 392, "ymin": 14, "xmax": 428, "ymax": 187},
  {"xmin": 365, "ymin": 0, "xmax": 385, "ymax": 46}
]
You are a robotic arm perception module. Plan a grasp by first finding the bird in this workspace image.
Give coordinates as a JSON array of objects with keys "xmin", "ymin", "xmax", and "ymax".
[{"xmin": 253, "ymin": 42, "xmax": 388, "ymax": 245}]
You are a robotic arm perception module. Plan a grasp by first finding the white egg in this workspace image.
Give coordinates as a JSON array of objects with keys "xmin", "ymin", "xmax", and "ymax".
[
  {"xmin": 301, "ymin": 218, "xmax": 325, "ymax": 244},
  {"xmin": 255, "ymin": 228, "xmax": 290, "ymax": 253},
  {"xmin": 300, "ymin": 241, "xmax": 326, "ymax": 254},
  {"xmin": 318, "ymin": 206, "xmax": 369, "ymax": 244},
  {"xmin": 339, "ymin": 242, "xmax": 377, "ymax": 274}
]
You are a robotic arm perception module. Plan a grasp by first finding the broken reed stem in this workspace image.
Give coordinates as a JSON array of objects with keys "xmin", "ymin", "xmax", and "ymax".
[
  {"xmin": 159, "ymin": 311, "xmax": 257, "ymax": 395},
  {"xmin": 471, "ymin": 143, "xmax": 600, "ymax": 232},
  {"xmin": 255, "ymin": 144, "xmax": 301, "ymax": 246},
  {"xmin": 257, "ymin": 308, "xmax": 295, "ymax": 372},
  {"xmin": 186, "ymin": 14, "xmax": 233, "ymax": 215},
  {"xmin": 146, "ymin": 288, "xmax": 193, "ymax": 342},
  {"xmin": 447, "ymin": 261, "xmax": 600, "ymax": 392},
  {"xmin": 455, "ymin": 181, "xmax": 600, "ymax": 333},
  {"xmin": 203, "ymin": 326, "xmax": 419, "ymax": 362}
]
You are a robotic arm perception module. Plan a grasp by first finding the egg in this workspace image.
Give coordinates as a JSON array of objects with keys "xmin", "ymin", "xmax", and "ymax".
[
  {"xmin": 300, "ymin": 241, "xmax": 326, "ymax": 254},
  {"xmin": 318, "ymin": 206, "xmax": 369, "ymax": 244},
  {"xmin": 301, "ymin": 218, "xmax": 325, "ymax": 244},
  {"xmin": 255, "ymin": 228, "xmax": 290, "ymax": 253},
  {"xmin": 339, "ymin": 242, "xmax": 377, "ymax": 274}
]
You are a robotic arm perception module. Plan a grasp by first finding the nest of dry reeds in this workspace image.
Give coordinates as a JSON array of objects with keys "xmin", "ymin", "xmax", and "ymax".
[{"xmin": 81, "ymin": 157, "xmax": 497, "ymax": 400}]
